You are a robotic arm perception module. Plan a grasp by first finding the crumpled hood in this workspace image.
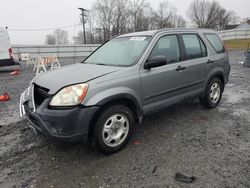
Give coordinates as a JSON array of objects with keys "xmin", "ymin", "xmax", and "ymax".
[{"xmin": 32, "ymin": 63, "xmax": 120, "ymax": 94}]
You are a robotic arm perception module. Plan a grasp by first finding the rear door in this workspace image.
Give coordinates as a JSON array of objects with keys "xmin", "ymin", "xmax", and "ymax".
[
  {"xmin": 140, "ymin": 33, "xmax": 209, "ymax": 114},
  {"xmin": 176, "ymin": 33, "xmax": 209, "ymax": 93},
  {"xmin": 203, "ymin": 33, "xmax": 230, "ymax": 79}
]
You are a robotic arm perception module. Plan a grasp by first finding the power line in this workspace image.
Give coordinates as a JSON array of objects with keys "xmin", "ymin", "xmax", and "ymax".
[{"xmin": 8, "ymin": 24, "xmax": 81, "ymax": 31}]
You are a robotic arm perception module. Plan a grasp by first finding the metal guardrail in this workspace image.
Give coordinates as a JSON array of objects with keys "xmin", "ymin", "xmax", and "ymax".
[
  {"xmin": 12, "ymin": 30, "xmax": 250, "ymax": 58},
  {"xmin": 217, "ymin": 29, "xmax": 250, "ymax": 41},
  {"xmin": 12, "ymin": 44, "xmax": 101, "ymax": 58}
]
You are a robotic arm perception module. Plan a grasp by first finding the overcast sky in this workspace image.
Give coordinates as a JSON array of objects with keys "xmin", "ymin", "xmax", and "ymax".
[{"xmin": 0, "ymin": 0, "xmax": 249, "ymax": 44}]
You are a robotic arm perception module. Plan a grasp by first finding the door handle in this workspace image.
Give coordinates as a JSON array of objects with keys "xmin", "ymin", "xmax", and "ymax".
[
  {"xmin": 207, "ymin": 60, "xmax": 214, "ymax": 64},
  {"xmin": 176, "ymin": 66, "xmax": 186, "ymax": 71}
]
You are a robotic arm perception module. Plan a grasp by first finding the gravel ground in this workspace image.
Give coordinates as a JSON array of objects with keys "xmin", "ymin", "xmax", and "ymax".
[{"xmin": 0, "ymin": 51, "xmax": 249, "ymax": 188}]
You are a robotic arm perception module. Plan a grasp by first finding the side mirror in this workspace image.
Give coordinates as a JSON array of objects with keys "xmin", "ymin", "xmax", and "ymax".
[{"xmin": 144, "ymin": 55, "xmax": 167, "ymax": 69}]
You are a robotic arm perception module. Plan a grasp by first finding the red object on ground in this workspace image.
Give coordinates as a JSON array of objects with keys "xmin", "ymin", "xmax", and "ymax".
[
  {"xmin": 133, "ymin": 141, "xmax": 140, "ymax": 145},
  {"xmin": 0, "ymin": 93, "xmax": 10, "ymax": 102},
  {"xmin": 9, "ymin": 69, "xmax": 19, "ymax": 76}
]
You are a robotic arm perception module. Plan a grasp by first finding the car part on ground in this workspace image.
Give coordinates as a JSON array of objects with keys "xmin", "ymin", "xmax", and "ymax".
[
  {"xmin": 174, "ymin": 172, "xmax": 196, "ymax": 183},
  {"xmin": 0, "ymin": 92, "xmax": 10, "ymax": 102}
]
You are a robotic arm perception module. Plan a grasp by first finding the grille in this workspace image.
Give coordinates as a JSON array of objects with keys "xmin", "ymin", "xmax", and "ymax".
[{"xmin": 33, "ymin": 84, "xmax": 50, "ymax": 107}]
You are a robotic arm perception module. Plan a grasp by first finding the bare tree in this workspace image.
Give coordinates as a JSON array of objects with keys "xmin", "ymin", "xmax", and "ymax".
[
  {"xmin": 111, "ymin": 0, "xmax": 130, "ymax": 35},
  {"xmin": 187, "ymin": 0, "xmax": 239, "ymax": 30},
  {"xmin": 93, "ymin": 0, "xmax": 115, "ymax": 41},
  {"xmin": 187, "ymin": 0, "xmax": 208, "ymax": 28},
  {"xmin": 129, "ymin": 0, "xmax": 151, "ymax": 32},
  {"xmin": 85, "ymin": 10, "xmax": 96, "ymax": 43},
  {"xmin": 133, "ymin": 2, "xmax": 154, "ymax": 31},
  {"xmin": 155, "ymin": 0, "xmax": 176, "ymax": 28},
  {"xmin": 227, "ymin": 11, "xmax": 240, "ymax": 25},
  {"xmin": 53, "ymin": 29, "xmax": 69, "ymax": 45},
  {"xmin": 173, "ymin": 15, "xmax": 186, "ymax": 28},
  {"xmin": 45, "ymin": 34, "xmax": 56, "ymax": 45},
  {"xmin": 85, "ymin": 0, "xmax": 187, "ymax": 43},
  {"xmin": 73, "ymin": 31, "xmax": 84, "ymax": 44},
  {"xmin": 217, "ymin": 9, "xmax": 233, "ymax": 30}
]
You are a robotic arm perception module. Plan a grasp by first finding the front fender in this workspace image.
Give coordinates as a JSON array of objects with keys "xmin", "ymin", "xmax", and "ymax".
[{"xmin": 84, "ymin": 87, "xmax": 142, "ymax": 109}]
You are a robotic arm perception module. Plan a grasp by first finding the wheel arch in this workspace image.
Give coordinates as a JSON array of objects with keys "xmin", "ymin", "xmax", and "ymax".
[
  {"xmin": 88, "ymin": 94, "xmax": 143, "ymax": 140},
  {"xmin": 205, "ymin": 69, "xmax": 225, "ymax": 91}
]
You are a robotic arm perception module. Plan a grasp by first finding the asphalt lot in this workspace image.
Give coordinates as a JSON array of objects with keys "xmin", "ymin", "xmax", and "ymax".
[{"xmin": 0, "ymin": 51, "xmax": 250, "ymax": 188}]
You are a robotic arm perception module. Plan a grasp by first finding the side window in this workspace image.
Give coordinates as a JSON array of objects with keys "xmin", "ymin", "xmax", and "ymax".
[
  {"xmin": 182, "ymin": 34, "xmax": 207, "ymax": 60},
  {"xmin": 149, "ymin": 35, "xmax": 181, "ymax": 64},
  {"xmin": 204, "ymin": 33, "xmax": 225, "ymax": 53},
  {"xmin": 199, "ymin": 37, "xmax": 207, "ymax": 57}
]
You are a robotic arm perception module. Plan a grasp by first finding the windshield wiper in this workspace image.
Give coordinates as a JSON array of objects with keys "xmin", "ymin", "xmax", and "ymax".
[
  {"xmin": 84, "ymin": 61, "xmax": 107, "ymax": 66},
  {"xmin": 95, "ymin": 63, "xmax": 109, "ymax": 66},
  {"xmin": 84, "ymin": 62, "xmax": 124, "ymax": 67}
]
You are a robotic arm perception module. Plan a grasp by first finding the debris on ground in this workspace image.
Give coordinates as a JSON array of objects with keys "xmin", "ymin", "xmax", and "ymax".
[
  {"xmin": 133, "ymin": 141, "xmax": 140, "ymax": 145},
  {"xmin": 0, "ymin": 92, "xmax": 10, "ymax": 102},
  {"xmin": 152, "ymin": 165, "xmax": 158, "ymax": 174},
  {"xmin": 174, "ymin": 172, "xmax": 196, "ymax": 183},
  {"xmin": 9, "ymin": 69, "xmax": 20, "ymax": 76}
]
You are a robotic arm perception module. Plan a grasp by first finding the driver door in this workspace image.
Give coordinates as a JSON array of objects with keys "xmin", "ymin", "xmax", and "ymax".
[{"xmin": 140, "ymin": 34, "xmax": 185, "ymax": 114}]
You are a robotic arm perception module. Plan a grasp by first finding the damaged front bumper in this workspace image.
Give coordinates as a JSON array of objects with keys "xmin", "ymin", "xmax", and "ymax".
[{"xmin": 20, "ymin": 84, "xmax": 99, "ymax": 142}]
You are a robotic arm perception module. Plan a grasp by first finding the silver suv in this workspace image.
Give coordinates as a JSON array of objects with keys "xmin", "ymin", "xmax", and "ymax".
[{"xmin": 20, "ymin": 29, "xmax": 230, "ymax": 154}]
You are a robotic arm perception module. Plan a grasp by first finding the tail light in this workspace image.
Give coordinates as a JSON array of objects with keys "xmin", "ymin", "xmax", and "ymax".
[{"xmin": 8, "ymin": 48, "xmax": 13, "ymax": 59}]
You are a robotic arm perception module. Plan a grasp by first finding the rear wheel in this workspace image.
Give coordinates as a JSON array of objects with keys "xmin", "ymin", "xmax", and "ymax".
[
  {"xmin": 200, "ymin": 77, "xmax": 223, "ymax": 109},
  {"xmin": 93, "ymin": 105, "xmax": 134, "ymax": 154}
]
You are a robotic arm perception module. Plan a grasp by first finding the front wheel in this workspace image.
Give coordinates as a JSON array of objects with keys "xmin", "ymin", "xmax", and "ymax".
[
  {"xmin": 199, "ymin": 77, "xmax": 223, "ymax": 109},
  {"xmin": 93, "ymin": 105, "xmax": 134, "ymax": 154}
]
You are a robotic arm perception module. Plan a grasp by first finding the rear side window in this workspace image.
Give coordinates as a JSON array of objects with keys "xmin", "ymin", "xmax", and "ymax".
[
  {"xmin": 149, "ymin": 35, "xmax": 181, "ymax": 64},
  {"xmin": 204, "ymin": 33, "xmax": 225, "ymax": 53},
  {"xmin": 182, "ymin": 34, "xmax": 207, "ymax": 60}
]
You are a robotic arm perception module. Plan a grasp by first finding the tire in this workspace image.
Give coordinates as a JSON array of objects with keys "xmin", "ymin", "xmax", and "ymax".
[
  {"xmin": 199, "ymin": 77, "xmax": 223, "ymax": 109},
  {"xmin": 93, "ymin": 105, "xmax": 134, "ymax": 154}
]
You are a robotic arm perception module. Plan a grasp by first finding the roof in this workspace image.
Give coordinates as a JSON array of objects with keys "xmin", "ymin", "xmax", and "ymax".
[
  {"xmin": 118, "ymin": 28, "xmax": 215, "ymax": 38},
  {"xmin": 236, "ymin": 22, "xmax": 250, "ymax": 30},
  {"xmin": 118, "ymin": 30, "xmax": 157, "ymax": 37},
  {"xmin": 225, "ymin": 24, "xmax": 239, "ymax": 30}
]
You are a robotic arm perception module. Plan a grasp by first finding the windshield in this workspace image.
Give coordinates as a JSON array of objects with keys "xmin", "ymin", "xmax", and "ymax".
[{"xmin": 84, "ymin": 36, "xmax": 151, "ymax": 66}]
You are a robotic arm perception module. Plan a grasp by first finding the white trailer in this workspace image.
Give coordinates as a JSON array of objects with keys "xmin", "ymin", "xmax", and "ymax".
[{"xmin": 0, "ymin": 27, "xmax": 19, "ymax": 67}]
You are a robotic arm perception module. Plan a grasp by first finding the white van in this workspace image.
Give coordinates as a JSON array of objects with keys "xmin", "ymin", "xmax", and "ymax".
[{"xmin": 0, "ymin": 27, "xmax": 19, "ymax": 67}]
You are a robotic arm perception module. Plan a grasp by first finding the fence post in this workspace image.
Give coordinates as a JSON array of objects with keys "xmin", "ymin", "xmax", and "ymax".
[
  {"xmin": 17, "ymin": 46, "xmax": 20, "ymax": 57},
  {"xmin": 74, "ymin": 45, "xmax": 76, "ymax": 63},
  {"xmin": 37, "ymin": 46, "xmax": 40, "ymax": 56},
  {"xmin": 56, "ymin": 46, "xmax": 59, "ymax": 58}
]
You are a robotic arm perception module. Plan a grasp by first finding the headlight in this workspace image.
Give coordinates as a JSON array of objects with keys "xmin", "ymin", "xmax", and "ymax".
[{"xmin": 50, "ymin": 83, "xmax": 88, "ymax": 106}]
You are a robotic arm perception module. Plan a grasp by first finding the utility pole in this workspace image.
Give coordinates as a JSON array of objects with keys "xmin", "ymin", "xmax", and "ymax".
[{"xmin": 78, "ymin": 8, "xmax": 87, "ymax": 44}]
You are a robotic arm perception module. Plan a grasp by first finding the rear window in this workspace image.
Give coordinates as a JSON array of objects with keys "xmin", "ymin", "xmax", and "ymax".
[
  {"xmin": 204, "ymin": 33, "xmax": 225, "ymax": 53},
  {"xmin": 182, "ymin": 34, "xmax": 207, "ymax": 60}
]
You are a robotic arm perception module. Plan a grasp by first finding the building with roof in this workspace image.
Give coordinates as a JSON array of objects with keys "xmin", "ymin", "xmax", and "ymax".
[{"xmin": 236, "ymin": 19, "xmax": 250, "ymax": 30}]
